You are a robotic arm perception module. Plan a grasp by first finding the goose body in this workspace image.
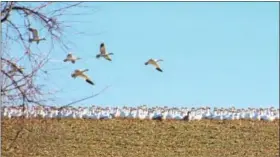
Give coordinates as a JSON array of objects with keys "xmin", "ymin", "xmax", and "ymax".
[
  {"xmin": 253, "ymin": 112, "xmax": 261, "ymax": 121},
  {"xmin": 193, "ymin": 113, "xmax": 203, "ymax": 121},
  {"xmin": 147, "ymin": 111, "xmax": 155, "ymax": 120},
  {"xmin": 145, "ymin": 58, "xmax": 163, "ymax": 72},
  {"xmin": 183, "ymin": 111, "xmax": 191, "ymax": 121},
  {"xmin": 137, "ymin": 109, "xmax": 147, "ymax": 120},
  {"xmin": 202, "ymin": 109, "xmax": 212, "ymax": 119},
  {"xmin": 8, "ymin": 62, "xmax": 24, "ymax": 75},
  {"xmin": 28, "ymin": 28, "xmax": 46, "ymax": 44},
  {"xmin": 166, "ymin": 112, "xmax": 173, "ymax": 120},
  {"xmin": 96, "ymin": 43, "xmax": 114, "ymax": 61},
  {"xmin": 71, "ymin": 69, "xmax": 94, "ymax": 85},
  {"xmin": 64, "ymin": 53, "xmax": 81, "ymax": 64},
  {"xmin": 263, "ymin": 114, "xmax": 275, "ymax": 122},
  {"xmin": 114, "ymin": 109, "xmax": 121, "ymax": 118}
]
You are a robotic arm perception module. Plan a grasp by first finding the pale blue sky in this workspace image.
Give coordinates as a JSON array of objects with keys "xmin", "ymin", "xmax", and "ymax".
[{"xmin": 5, "ymin": 2, "xmax": 279, "ymax": 108}]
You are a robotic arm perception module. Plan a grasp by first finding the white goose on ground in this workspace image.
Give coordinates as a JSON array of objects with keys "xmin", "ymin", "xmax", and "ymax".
[{"xmin": 202, "ymin": 107, "xmax": 212, "ymax": 119}]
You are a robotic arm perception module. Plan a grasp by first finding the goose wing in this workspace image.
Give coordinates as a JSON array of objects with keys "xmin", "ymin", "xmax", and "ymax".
[
  {"xmin": 17, "ymin": 68, "xmax": 24, "ymax": 74},
  {"xmin": 104, "ymin": 55, "xmax": 112, "ymax": 61},
  {"xmin": 64, "ymin": 54, "xmax": 73, "ymax": 62},
  {"xmin": 10, "ymin": 62, "xmax": 18, "ymax": 69},
  {"xmin": 78, "ymin": 73, "xmax": 90, "ymax": 80},
  {"xmin": 148, "ymin": 59, "xmax": 160, "ymax": 68},
  {"xmin": 10, "ymin": 62, "xmax": 24, "ymax": 74},
  {"xmin": 85, "ymin": 79, "xmax": 94, "ymax": 85},
  {"xmin": 155, "ymin": 59, "xmax": 163, "ymax": 62},
  {"xmin": 100, "ymin": 43, "xmax": 106, "ymax": 55},
  {"xmin": 79, "ymin": 73, "xmax": 94, "ymax": 85}
]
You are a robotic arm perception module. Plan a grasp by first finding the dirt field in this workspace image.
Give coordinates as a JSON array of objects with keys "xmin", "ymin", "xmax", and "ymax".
[{"xmin": 1, "ymin": 118, "xmax": 279, "ymax": 157}]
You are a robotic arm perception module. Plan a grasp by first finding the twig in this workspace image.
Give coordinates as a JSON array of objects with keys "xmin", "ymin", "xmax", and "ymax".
[{"xmin": 58, "ymin": 85, "xmax": 112, "ymax": 110}]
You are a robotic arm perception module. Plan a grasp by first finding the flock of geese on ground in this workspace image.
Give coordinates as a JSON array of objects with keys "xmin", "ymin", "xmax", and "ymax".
[
  {"xmin": 2, "ymin": 105, "xmax": 279, "ymax": 122},
  {"xmin": 3, "ymin": 27, "xmax": 164, "ymax": 86}
]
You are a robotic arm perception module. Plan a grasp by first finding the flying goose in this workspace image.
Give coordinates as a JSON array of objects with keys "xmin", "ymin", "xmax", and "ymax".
[
  {"xmin": 63, "ymin": 53, "xmax": 81, "ymax": 64},
  {"xmin": 8, "ymin": 62, "xmax": 24, "ymax": 75},
  {"xmin": 144, "ymin": 58, "xmax": 163, "ymax": 72},
  {"xmin": 71, "ymin": 69, "xmax": 94, "ymax": 85},
  {"xmin": 96, "ymin": 43, "xmax": 114, "ymax": 61},
  {"xmin": 28, "ymin": 28, "xmax": 46, "ymax": 44}
]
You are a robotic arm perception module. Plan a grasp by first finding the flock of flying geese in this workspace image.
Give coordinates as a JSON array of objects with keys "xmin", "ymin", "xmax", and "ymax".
[
  {"xmin": 6, "ymin": 27, "xmax": 164, "ymax": 86},
  {"xmin": 64, "ymin": 42, "xmax": 164, "ymax": 85}
]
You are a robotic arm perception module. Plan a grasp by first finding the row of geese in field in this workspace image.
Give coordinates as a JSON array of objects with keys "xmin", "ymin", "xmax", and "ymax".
[
  {"xmin": 5, "ymin": 27, "xmax": 164, "ymax": 86},
  {"xmin": 2, "ymin": 105, "xmax": 279, "ymax": 122}
]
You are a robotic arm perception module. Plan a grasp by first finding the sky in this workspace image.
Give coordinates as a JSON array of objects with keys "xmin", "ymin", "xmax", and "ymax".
[{"xmin": 4, "ymin": 2, "xmax": 279, "ymax": 108}]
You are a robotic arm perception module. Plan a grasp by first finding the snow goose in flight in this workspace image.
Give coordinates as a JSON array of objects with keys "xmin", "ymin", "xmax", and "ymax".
[
  {"xmin": 144, "ymin": 58, "xmax": 164, "ymax": 72},
  {"xmin": 63, "ymin": 53, "xmax": 81, "ymax": 64},
  {"xmin": 8, "ymin": 61, "xmax": 24, "ymax": 75},
  {"xmin": 28, "ymin": 28, "xmax": 46, "ymax": 44},
  {"xmin": 71, "ymin": 69, "xmax": 94, "ymax": 85},
  {"xmin": 96, "ymin": 42, "xmax": 114, "ymax": 61}
]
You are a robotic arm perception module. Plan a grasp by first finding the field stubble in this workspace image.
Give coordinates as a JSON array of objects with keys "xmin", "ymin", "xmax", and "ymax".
[{"xmin": 1, "ymin": 118, "xmax": 279, "ymax": 157}]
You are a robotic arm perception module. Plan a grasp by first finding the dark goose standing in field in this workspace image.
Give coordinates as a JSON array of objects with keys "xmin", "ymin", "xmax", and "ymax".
[
  {"xmin": 145, "ymin": 58, "xmax": 164, "ymax": 72},
  {"xmin": 71, "ymin": 69, "xmax": 94, "ymax": 85},
  {"xmin": 183, "ymin": 111, "xmax": 192, "ymax": 121},
  {"xmin": 96, "ymin": 42, "xmax": 114, "ymax": 61}
]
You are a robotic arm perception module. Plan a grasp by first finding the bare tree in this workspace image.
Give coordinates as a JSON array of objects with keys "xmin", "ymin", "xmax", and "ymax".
[
  {"xmin": 1, "ymin": 2, "xmax": 107, "ymax": 153},
  {"xmin": 1, "ymin": 2, "xmax": 100, "ymax": 109}
]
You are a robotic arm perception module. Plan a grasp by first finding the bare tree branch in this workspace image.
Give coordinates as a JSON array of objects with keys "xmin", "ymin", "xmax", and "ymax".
[
  {"xmin": 1, "ymin": 2, "xmax": 15, "ymax": 23},
  {"xmin": 1, "ymin": 2, "xmax": 97, "ymax": 107},
  {"xmin": 1, "ymin": 3, "xmax": 102, "ymax": 153},
  {"xmin": 58, "ymin": 85, "xmax": 112, "ymax": 110}
]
